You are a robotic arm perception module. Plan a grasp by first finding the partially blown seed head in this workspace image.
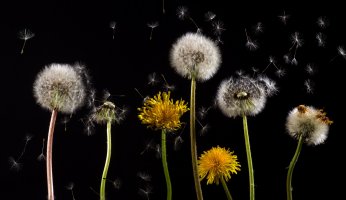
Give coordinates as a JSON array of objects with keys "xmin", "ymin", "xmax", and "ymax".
[
  {"xmin": 33, "ymin": 63, "xmax": 86, "ymax": 114},
  {"xmin": 217, "ymin": 75, "xmax": 272, "ymax": 118},
  {"xmin": 170, "ymin": 32, "xmax": 221, "ymax": 81},
  {"xmin": 286, "ymin": 105, "xmax": 333, "ymax": 145}
]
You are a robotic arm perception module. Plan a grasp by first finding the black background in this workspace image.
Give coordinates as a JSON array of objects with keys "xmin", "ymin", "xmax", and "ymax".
[{"xmin": 1, "ymin": 0, "xmax": 345, "ymax": 200}]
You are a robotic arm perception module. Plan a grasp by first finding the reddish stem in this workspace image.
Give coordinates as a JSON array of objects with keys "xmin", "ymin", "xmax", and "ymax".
[{"xmin": 47, "ymin": 109, "xmax": 58, "ymax": 200}]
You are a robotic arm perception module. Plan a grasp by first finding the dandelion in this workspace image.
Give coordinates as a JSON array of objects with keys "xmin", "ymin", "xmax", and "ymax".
[
  {"xmin": 170, "ymin": 32, "xmax": 221, "ymax": 82},
  {"xmin": 9, "ymin": 134, "xmax": 33, "ymax": 171},
  {"xmin": 109, "ymin": 21, "xmax": 116, "ymax": 39},
  {"xmin": 90, "ymin": 99, "xmax": 119, "ymax": 200},
  {"xmin": 147, "ymin": 21, "xmax": 159, "ymax": 40},
  {"xmin": 217, "ymin": 75, "xmax": 275, "ymax": 200},
  {"xmin": 138, "ymin": 91, "xmax": 188, "ymax": 200},
  {"xmin": 170, "ymin": 32, "xmax": 221, "ymax": 200},
  {"xmin": 33, "ymin": 63, "xmax": 86, "ymax": 200},
  {"xmin": 198, "ymin": 146, "xmax": 240, "ymax": 200},
  {"xmin": 285, "ymin": 105, "xmax": 333, "ymax": 200},
  {"xmin": 18, "ymin": 28, "xmax": 35, "ymax": 54}
]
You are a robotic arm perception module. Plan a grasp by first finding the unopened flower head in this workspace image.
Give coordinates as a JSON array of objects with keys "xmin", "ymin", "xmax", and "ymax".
[
  {"xmin": 91, "ymin": 101, "xmax": 117, "ymax": 124},
  {"xmin": 198, "ymin": 146, "xmax": 241, "ymax": 185},
  {"xmin": 170, "ymin": 32, "xmax": 221, "ymax": 81},
  {"xmin": 286, "ymin": 105, "xmax": 333, "ymax": 145},
  {"xmin": 138, "ymin": 91, "xmax": 189, "ymax": 132},
  {"xmin": 33, "ymin": 63, "xmax": 86, "ymax": 114},
  {"xmin": 217, "ymin": 75, "xmax": 270, "ymax": 118}
]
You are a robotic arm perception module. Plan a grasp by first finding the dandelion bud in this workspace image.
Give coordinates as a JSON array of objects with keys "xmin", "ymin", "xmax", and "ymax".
[
  {"xmin": 170, "ymin": 32, "xmax": 221, "ymax": 81},
  {"xmin": 33, "ymin": 63, "xmax": 86, "ymax": 114}
]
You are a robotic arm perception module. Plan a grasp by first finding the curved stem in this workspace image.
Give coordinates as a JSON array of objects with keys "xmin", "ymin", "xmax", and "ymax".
[
  {"xmin": 286, "ymin": 134, "xmax": 304, "ymax": 200},
  {"xmin": 100, "ymin": 121, "xmax": 112, "ymax": 200},
  {"xmin": 190, "ymin": 77, "xmax": 204, "ymax": 200},
  {"xmin": 221, "ymin": 176, "xmax": 233, "ymax": 200},
  {"xmin": 47, "ymin": 109, "xmax": 58, "ymax": 200},
  {"xmin": 161, "ymin": 129, "xmax": 172, "ymax": 200},
  {"xmin": 242, "ymin": 115, "xmax": 254, "ymax": 200}
]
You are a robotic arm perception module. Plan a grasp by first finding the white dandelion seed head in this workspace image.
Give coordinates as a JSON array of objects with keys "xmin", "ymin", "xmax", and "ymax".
[
  {"xmin": 33, "ymin": 63, "xmax": 86, "ymax": 114},
  {"xmin": 170, "ymin": 32, "xmax": 222, "ymax": 82},
  {"xmin": 216, "ymin": 76, "xmax": 267, "ymax": 118},
  {"xmin": 286, "ymin": 105, "xmax": 332, "ymax": 145}
]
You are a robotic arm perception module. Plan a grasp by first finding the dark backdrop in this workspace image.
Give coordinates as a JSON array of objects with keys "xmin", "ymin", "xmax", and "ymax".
[{"xmin": 1, "ymin": 0, "xmax": 345, "ymax": 200}]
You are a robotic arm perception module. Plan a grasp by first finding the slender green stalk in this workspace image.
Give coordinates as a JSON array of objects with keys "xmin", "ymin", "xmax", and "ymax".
[
  {"xmin": 161, "ymin": 129, "xmax": 172, "ymax": 200},
  {"xmin": 100, "ymin": 121, "xmax": 112, "ymax": 200},
  {"xmin": 190, "ymin": 77, "xmax": 204, "ymax": 200},
  {"xmin": 47, "ymin": 109, "xmax": 58, "ymax": 200},
  {"xmin": 242, "ymin": 115, "xmax": 254, "ymax": 200},
  {"xmin": 286, "ymin": 134, "xmax": 304, "ymax": 200},
  {"xmin": 221, "ymin": 176, "xmax": 233, "ymax": 200}
]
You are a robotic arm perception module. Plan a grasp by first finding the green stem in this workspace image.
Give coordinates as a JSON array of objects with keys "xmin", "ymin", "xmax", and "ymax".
[
  {"xmin": 286, "ymin": 134, "xmax": 304, "ymax": 200},
  {"xmin": 47, "ymin": 109, "xmax": 58, "ymax": 200},
  {"xmin": 221, "ymin": 176, "xmax": 233, "ymax": 200},
  {"xmin": 100, "ymin": 121, "xmax": 112, "ymax": 200},
  {"xmin": 161, "ymin": 129, "xmax": 172, "ymax": 200},
  {"xmin": 242, "ymin": 115, "xmax": 254, "ymax": 200},
  {"xmin": 190, "ymin": 77, "xmax": 204, "ymax": 200}
]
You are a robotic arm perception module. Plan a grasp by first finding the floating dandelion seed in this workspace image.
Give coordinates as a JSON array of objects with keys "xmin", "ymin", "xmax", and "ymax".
[
  {"xmin": 199, "ymin": 123, "xmax": 210, "ymax": 136},
  {"xmin": 174, "ymin": 135, "xmax": 184, "ymax": 151},
  {"xmin": 9, "ymin": 134, "xmax": 33, "ymax": 171},
  {"xmin": 317, "ymin": 16, "xmax": 328, "ymax": 29},
  {"xmin": 176, "ymin": 6, "xmax": 200, "ymax": 33},
  {"xmin": 161, "ymin": 74, "xmax": 175, "ymax": 91},
  {"xmin": 61, "ymin": 116, "xmax": 71, "ymax": 132},
  {"xmin": 205, "ymin": 11, "xmax": 216, "ymax": 21},
  {"xmin": 262, "ymin": 56, "xmax": 285, "ymax": 77},
  {"xmin": 140, "ymin": 139, "xmax": 155, "ymax": 155},
  {"xmin": 275, "ymin": 68, "xmax": 286, "ymax": 78},
  {"xmin": 330, "ymin": 46, "xmax": 346, "ymax": 62},
  {"xmin": 278, "ymin": 10, "xmax": 290, "ymax": 25},
  {"xmin": 147, "ymin": 72, "xmax": 159, "ymax": 86},
  {"xmin": 9, "ymin": 157, "xmax": 22, "ymax": 171},
  {"xmin": 66, "ymin": 182, "xmax": 76, "ymax": 200},
  {"xmin": 137, "ymin": 171, "xmax": 152, "ymax": 182},
  {"xmin": 305, "ymin": 64, "xmax": 315, "ymax": 75},
  {"xmin": 138, "ymin": 185, "xmax": 153, "ymax": 200},
  {"xmin": 254, "ymin": 22, "xmax": 263, "ymax": 33},
  {"xmin": 251, "ymin": 67, "xmax": 259, "ymax": 76},
  {"xmin": 147, "ymin": 21, "xmax": 159, "ymax": 40},
  {"xmin": 109, "ymin": 21, "xmax": 116, "ymax": 40},
  {"xmin": 304, "ymin": 79, "xmax": 314, "ymax": 94},
  {"xmin": 198, "ymin": 106, "xmax": 212, "ymax": 119},
  {"xmin": 286, "ymin": 32, "xmax": 303, "ymax": 65},
  {"xmin": 155, "ymin": 144, "xmax": 161, "ymax": 159},
  {"xmin": 111, "ymin": 178, "xmax": 122, "ymax": 190},
  {"xmin": 215, "ymin": 36, "xmax": 224, "ymax": 45},
  {"xmin": 37, "ymin": 138, "xmax": 46, "ymax": 161},
  {"xmin": 18, "ymin": 28, "xmax": 35, "ymax": 54},
  {"xmin": 245, "ymin": 28, "xmax": 258, "ymax": 51},
  {"xmin": 212, "ymin": 20, "xmax": 226, "ymax": 36},
  {"xmin": 316, "ymin": 32, "xmax": 326, "ymax": 47}
]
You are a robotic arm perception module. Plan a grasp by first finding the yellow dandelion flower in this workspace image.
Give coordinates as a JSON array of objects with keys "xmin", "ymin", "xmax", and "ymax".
[
  {"xmin": 138, "ymin": 91, "xmax": 189, "ymax": 131},
  {"xmin": 198, "ymin": 146, "xmax": 241, "ymax": 185}
]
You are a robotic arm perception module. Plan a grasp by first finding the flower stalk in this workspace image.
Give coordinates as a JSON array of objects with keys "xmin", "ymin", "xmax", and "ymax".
[
  {"xmin": 100, "ymin": 120, "xmax": 112, "ymax": 200},
  {"xmin": 242, "ymin": 115, "xmax": 254, "ymax": 200},
  {"xmin": 46, "ymin": 109, "xmax": 58, "ymax": 200},
  {"xmin": 161, "ymin": 129, "xmax": 172, "ymax": 200}
]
